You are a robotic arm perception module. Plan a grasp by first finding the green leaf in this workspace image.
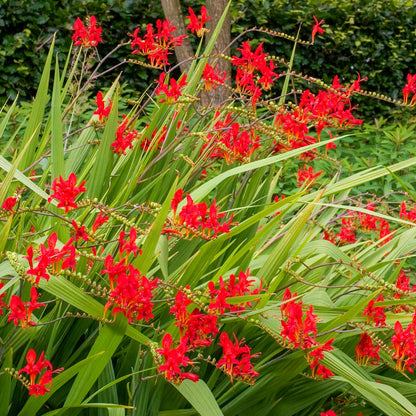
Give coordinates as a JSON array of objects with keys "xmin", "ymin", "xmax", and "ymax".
[
  {"xmin": 51, "ymin": 56, "xmax": 64, "ymax": 180},
  {"xmin": 64, "ymin": 315, "xmax": 127, "ymax": 407},
  {"xmin": 134, "ymin": 176, "xmax": 178, "ymax": 275},
  {"xmin": 20, "ymin": 34, "xmax": 55, "ymax": 170},
  {"xmin": 86, "ymin": 90, "xmax": 118, "ymax": 200},
  {"xmin": 176, "ymin": 379, "xmax": 224, "ymax": 416}
]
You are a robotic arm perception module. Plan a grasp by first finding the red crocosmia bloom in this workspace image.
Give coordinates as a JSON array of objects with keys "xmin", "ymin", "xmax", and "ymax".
[
  {"xmin": 118, "ymin": 228, "xmax": 142, "ymax": 257},
  {"xmin": 2, "ymin": 197, "xmax": 17, "ymax": 212},
  {"xmin": 391, "ymin": 320, "xmax": 416, "ymax": 372},
  {"xmin": 93, "ymin": 92, "xmax": 112, "ymax": 121},
  {"xmin": 171, "ymin": 189, "xmax": 183, "ymax": 218},
  {"xmin": 92, "ymin": 211, "xmax": 109, "ymax": 233},
  {"xmin": 19, "ymin": 349, "xmax": 52, "ymax": 385},
  {"xmin": 363, "ymin": 294, "xmax": 386, "ymax": 327},
  {"xmin": 18, "ymin": 349, "xmax": 62, "ymax": 396},
  {"xmin": 336, "ymin": 217, "xmax": 356, "ymax": 244},
  {"xmin": 48, "ymin": 173, "xmax": 86, "ymax": 212},
  {"xmin": 308, "ymin": 339, "xmax": 334, "ymax": 379},
  {"xmin": 280, "ymin": 289, "xmax": 321, "ymax": 349},
  {"xmin": 348, "ymin": 72, "xmax": 368, "ymax": 95},
  {"xmin": 70, "ymin": 220, "xmax": 90, "ymax": 243},
  {"xmin": 101, "ymin": 255, "xmax": 128, "ymax": 290},
  {"xmin": 173, "ymin": 193, "xmax": 234, "ymax": 238},
  {"xmin": 321, "ymin": 411, "xmax": 338, "ymax": 416},
  {"xmin": 141, "ymin": 125, "xmax": 167, "ymax": 151},
  {"xmin": 311, "ymin": 16, "xmax": 324, "ymax": 44},
  {"xmin": 325, "ymin": 141, "xmax": 336, "ymax": 155},
  {"xmin": 400, "ymin": 201, "xmax": 416, "ymax": 222},
  {"xmin": 104, "ymin": 264, "xmax": 158, "ymax": 323},
  {"xmin": 155, "ymin": 72, "xmax": 188, "ymax": 104},
  {"xmin": 202, "ymin": 113, "xmax": 260, "ymax": 164},
  {"xmin": 297, "ymin": 165, "xmax": 323, "ymax": 187},
  {"xmin": 7, "ymin": 287, "xmax": 45, "ymax": 329},
  {"xmin": 186, "ymin": 6, "xmax": 211, "ymax": 37},
  {"xmin": 72, "ymin": 15, "xmax": 102, "ymax": 47},
  {"xmin": 169, "ymin": 289, "xmax": 219, "ymax": 348},
  {"xmin": 26, "ymin": 233, "xmax": 78, "ymax": 283},
  {"xmin": 355, "ymin": 333, "xmax": 380, "ymax": 366},
  {"xmin": 156, "ymin": 333, "xmax": 197, "ymax": 382},
  {"xmin": 111, "ymin": 116, "xmax": 139, "ymax": 155},
  {"xmin": 231, "ymin": 40, "xmax": 278, "ymax": 109},
  {"xmin": 217, "ymin": 332, "xmax": 260, "ymax": 384},
  {"xmin": 208, "ymin": 270, "xmax": 263, "ymax": 315},
  {"xmin": 403, "ymin": 74, "xmax": 416, "ymax": 105},
  {"xmin": 130, "ymin": 19, "xmax": 186, "ymax": 67},
  {"xmin": 202, "ymin": 63, "xmax": 226, "ymax": 91}
]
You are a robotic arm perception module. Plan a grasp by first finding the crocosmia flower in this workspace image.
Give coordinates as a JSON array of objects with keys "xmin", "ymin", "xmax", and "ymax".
[
  {"xmin": 18, "ymin": 349, "xmax": 62, "ymax": 396},
  {"xmin": 48, "ymin": 173, "xmax": 86, "ymax": 212},
  {"xmin": 311, "ymin": 16, "xmax": 324, "ymax": 44},
  {"xmin": 72, "ymin": 15, "xmax": 102, "ymax": 47},
  {"xmin": 155, "ymin": 72, "xmax": 188, "ymax": 104},
  {"xmin": 186, "ymin": 6, "xmax": 211, "ymax": 37},
  {"xmin": 2, "ymin": 197, "xmax": 17, "ymax": 212}
]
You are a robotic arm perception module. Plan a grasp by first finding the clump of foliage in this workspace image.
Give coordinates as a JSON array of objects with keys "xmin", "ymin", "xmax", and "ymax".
[{"xmin": 1, "ymin": 4, "xmax": 416, "ymax": 416}]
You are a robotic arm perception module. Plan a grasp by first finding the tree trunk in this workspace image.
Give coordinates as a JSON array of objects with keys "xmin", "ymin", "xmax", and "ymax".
[
  {"xmin": 160, "ymin": 0, "xmax": 231, "ymax": 107},
  {"xmin": 203, "ymin": 0, "xmax": 231, "ymax": 107},
  {"xmin": 160, "ymin": 0, "xmax": 194, "ymax": 74}
]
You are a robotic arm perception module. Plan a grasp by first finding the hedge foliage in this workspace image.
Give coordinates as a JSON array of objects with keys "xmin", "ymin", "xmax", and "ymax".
[{"xmin": 1, "ymin": 0, "xmax": 415, "ymax": 120}]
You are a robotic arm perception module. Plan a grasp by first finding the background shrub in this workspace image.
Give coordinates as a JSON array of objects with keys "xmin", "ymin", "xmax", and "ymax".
[{"xmin": 1, "ymin": 0, "xmax": 415, "ymax": 121}]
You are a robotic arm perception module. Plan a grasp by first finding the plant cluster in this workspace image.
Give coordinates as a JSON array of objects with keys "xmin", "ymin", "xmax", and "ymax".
[{"xmin": 1, "ymin": 4, "xmax": 416, "ymax": 416}]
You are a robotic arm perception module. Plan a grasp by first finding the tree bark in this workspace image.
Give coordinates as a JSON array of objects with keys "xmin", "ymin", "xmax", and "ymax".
[
  {"xmin": 204, "ymin": 0, "xmax": 231, "ymax": 107},
  {"xmin": 160, "ymin": 0, "xmax": 194, "ymax": 74},
  {"xmin": 160, "ymin": 0, "xmax": 231, "ymax": 107}
]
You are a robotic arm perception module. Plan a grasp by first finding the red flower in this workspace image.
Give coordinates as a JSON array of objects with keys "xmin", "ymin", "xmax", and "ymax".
[
  {"xmin": 18, "ymin": 349, "xmax": 62, "ymax": 396},
  {"xmin": 297, "ymin": 165, "xmax": 323, "ymax": 187},
  {"xmin": 155, "ymin": 72, "xmax": 188, "ymax": 104},
  {"xmin": 93, "ymin": 92, "xmax": 112, "ymax": 121},
  {"xmin": 202, "ymin": 63, "xmax": 226, "ymax": 91},
  {"xmin": 311, "ymin": 16, "xmax": 324, "ymax": 44},
  {"xmin": 171, "ymin": 189, "xmax": 183, "ymax": 218},
  {"xmin": 48, "ymin": 173, "xmax": 86, "ymax": 212},
  {"xmin": 403, "ymin": 74, "xmax": 416, "ymax": 105},
  {"xmin": 321, "ymin": 411, "xmax": 338, "ymax": 416},
  {"xmin": 231, "ymin": 40, "xmax": 278, "ymax": 108},
  {"xmin": 72, "ymin": 16, "xmax": 102, "ymax": 47},
  {"xmin": 103, "ymin": 263, "xmax": 158, "ymax": 323},
  {"xmin": 202, "ymin": 113, "xmax": 260, "ymax": 164},
  {"xmin": 118, "ymin": 228, "xmax": 142, "ymax": 257},
  {"xmin": 111, "ymin": 116, "xmax": 139, "ymax": 155},
  {"xmin": 157, "ymin": 333, "xmax": 198, "ymax": 382},
  {"xmin": 186, "ymin": 6, "xmax": 211, "ymax": 37},
  {"xmin": 336, "ymin": 217, "xmax": 356, "ymax": 244},
  {"xmin": 391, "ymin": 320, "xmax": 416, "ymax": 372},
  {"xmin": 208, "ymin": 270, "xmax": 263, "ymax": 314},
  {"xmin": 26, "ymin": 233, "xmax": 78, "ymax": 283},
  {"xmin": 7, "ymin": 287, "xmax": 45, "ymax": 329},
  {"xmin": 92, "ymin": 211, "xmax": 109, "ymax": 233},
  {"xmin": 140, "ymin": 125, "xmax": 167, "ymax": 151},
  {"xmin": 355, "ymin": 333, "xmax": 380, "ymax": 365},
  {"xmin": 172, "ymin": 193, "xmax": 234, "ymax": 238},
  {"xmin": 363, "ymin": 294, "xmax": 386, "ymax": 327},
  {"xmin": 70, "ymin": 220, "xmax": 90, "ymax": 242},
  {"xmin": 217, "ymin": 332, "xmax": 259, "ymax": 384},
  {"xmin": 2, "ymin": 197, "xmax": 17, "ymax": 212},
  {"xmin": 130, "ymin": 19, "xmax": 186, "ymax": 67}
]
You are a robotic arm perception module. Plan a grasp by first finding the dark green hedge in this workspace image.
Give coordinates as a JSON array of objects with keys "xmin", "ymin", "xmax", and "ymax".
[
  {"xmin": 1, "ymin": 0, "xmax": 415, "ymax": 120},
  {"xmin": 231, "ymin": 0, "xmax": 416, "ymax": 120}
]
